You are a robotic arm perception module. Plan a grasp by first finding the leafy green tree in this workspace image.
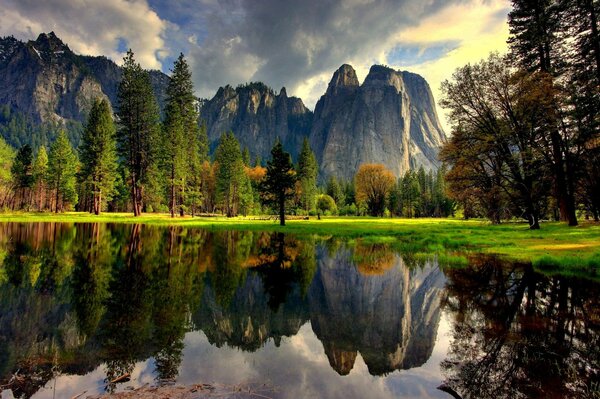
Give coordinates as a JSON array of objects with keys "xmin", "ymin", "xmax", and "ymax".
[
  {"xmin": 316, "ymin": 194, "xmax": 337, "ymax": 216},
  {"xmin": 10, "ymin": 144, "xmax": 33, "ymax": 209},
  {"xmin": 215, "ymin": 132, "xmax": 248, "ymax": 217},
  {"xmin": 32, "ymin": 147, "xmax": 48, "ymax": 210},
  {"xmin": 79, "ymin": 98, "xmax": 118, "ymax": 215},
  {"xmin": 297, "ymin": 138, "xmax": 318, "ymax": 212},
  {"xmin": 116, "ymin": 49, "xmax": 161, "ymax": 216},
  {"xmin": 261, "ymin": 141, "xmax": 296, "ymax": 225},
  {"xmin": 47, "ymin": 131, "xmax": 78, "ymax": 212},
  {"xmin": 0, "ymin": 136, "xmax": 14, "ymax": 209}
]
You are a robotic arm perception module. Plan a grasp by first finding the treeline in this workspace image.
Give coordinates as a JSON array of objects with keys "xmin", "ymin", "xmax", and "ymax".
[
  {"xmin": 0, "ymin": 50, "xmax": 453, "ymax": 219},
  {"xmin": 440, "ymin": 0, "xmax": 600, "ymax": 228}
]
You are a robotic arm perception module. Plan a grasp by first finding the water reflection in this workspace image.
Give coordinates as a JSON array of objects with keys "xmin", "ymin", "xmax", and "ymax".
[{"xmin": 0, "ymin": 223, "xmax": 597, "ymax": 399}]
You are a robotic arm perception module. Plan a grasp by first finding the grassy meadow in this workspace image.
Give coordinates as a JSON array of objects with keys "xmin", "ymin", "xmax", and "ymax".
[{"xmin": 1, "ymin": 212, "xmax": 599, "ymax": 276}]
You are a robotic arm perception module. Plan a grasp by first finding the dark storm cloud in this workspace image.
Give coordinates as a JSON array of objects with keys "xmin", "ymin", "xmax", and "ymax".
[{"xmin": 176, "ymin": 0, "xmax": 463, "ymax": 102}]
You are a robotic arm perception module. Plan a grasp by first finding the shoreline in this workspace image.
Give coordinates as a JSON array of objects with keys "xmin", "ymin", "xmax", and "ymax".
[{"xmin": 0, "ymin": 212, "xmax": 599, "ymax": 274}]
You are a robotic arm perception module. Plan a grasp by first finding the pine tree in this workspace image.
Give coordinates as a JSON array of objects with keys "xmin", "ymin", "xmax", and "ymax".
[
  {"xmin": 116, "ymin": 49, "xmax": 161, "ymax": 216},
  {"xmin": 261, "ymin": 141, "xmax": 296, "ymax": 225},
  {"xmin": 509, "ymin": 0, "xmax": 578, "ymax": 226},
  {"xmin": 47, "ymin": 131, "xmax": 78, "ymax": 213},
  {"xmin": 242, "ymin": 147, "xmax": 251, "ymax": 166},
  {"xmin": 11, "ymin": 144, "xmax": 33, "ymax": 209},
  {"xmin": 297, "ymin": 138, "xmax": 318, "ymax": 212},
  {"xmin": 165, "ymin": 54, "xmax": 205, "ymax": 216},
  {"xmin": 32, "ymin": 146, "xmax": 48, "ymax": 210},
  {"xmin": 79, "ymin": 98, "xmax": 118, "ymax": 215},
  {"xmin": 162, "ymin": 102, "xmax": 187, "ymax": 217},
  {"xmin": 326, "ymin": 176, "xmax": 345, "ymax": 207},
  {"xmin": 214, "ymin": 132, "xmax": 248, "ymax": 217}
]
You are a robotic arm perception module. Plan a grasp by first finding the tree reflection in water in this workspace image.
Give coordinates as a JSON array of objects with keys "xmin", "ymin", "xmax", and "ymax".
[
  {"xmin": 0, "ymin": 223, "xmax": 597, "ymax": 399},
  {"xmin": 441, "ymin": 255, "xmax": 600, "ymax": 399}
]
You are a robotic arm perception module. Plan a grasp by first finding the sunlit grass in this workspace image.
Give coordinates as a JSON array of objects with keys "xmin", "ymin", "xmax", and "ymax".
[{"xmin": 0, "ymin": 212, "xmax": 599, "ymax": 272}]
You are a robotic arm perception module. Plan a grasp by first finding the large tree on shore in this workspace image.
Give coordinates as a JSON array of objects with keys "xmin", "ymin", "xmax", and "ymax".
[
  {"xmin": 116, "ymin": 49, "xmax": 161, "ymax": 216},
  {"xmin": 440, "ymin": 55, "xmax": 553, "ymax": 229},
  {"xmin": 261, "ymin": 141, "xmax": 296, "ymax": 226},
  {"xmin": 47, "ymin": 131, "xmax": 78, "ymax": 213},
  {"xmin": 508, "ymin": 0, "xmax": 579, "ymax": 226},
  {"xmin": 79, "ymin": 98, "xmax": 118, "ymax": 215},
  {"xmin": 163, "ymin": 53, "xmax": 208, "ymax": 217},
  {"xmin": 215, "ymin": 132, "xmax": 248, "ymax": 217}
]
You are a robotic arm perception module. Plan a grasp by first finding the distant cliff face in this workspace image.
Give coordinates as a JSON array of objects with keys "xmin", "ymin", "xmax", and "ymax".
[
  {"xmin": 199, "ymin": 83, "xmax": 313, "ymax": 161},
  {"xmin": 0, "ymin": 32, "xmax": 169, "ymax": 125},
  {"xmin": 309, "ymin": 64, "xmax": 446, "ymax": 180}
]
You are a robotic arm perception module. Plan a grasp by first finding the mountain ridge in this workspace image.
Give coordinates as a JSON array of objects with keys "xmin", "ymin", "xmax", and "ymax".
[{"xmin": 0, "ymin": 32, "xmax": 446, "ymax": 178}]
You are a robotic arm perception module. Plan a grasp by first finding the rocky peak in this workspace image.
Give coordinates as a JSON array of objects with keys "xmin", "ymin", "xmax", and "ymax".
[
  {"xmin": 363, "ymin": 64, "xmax": 404, "ymax": 93},
  {"xmin": 279, "ymin": 87, "xmax": 287, "ymax": 98},
  {"xmin": 0, "ymin": 36, "xmax": 23, "ymax": 63},
  {"xmin": 28, "ymin": 32, "xmax": 72, "ymax": 61},
  {"xmin": 327, "ymin": 64, "xmax": 359, "ymax": 93}
]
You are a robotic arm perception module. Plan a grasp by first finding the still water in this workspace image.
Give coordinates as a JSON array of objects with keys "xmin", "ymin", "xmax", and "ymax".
[{"xmin": 0, "ymin": 223, "xmax": 598, "ymax": 399}]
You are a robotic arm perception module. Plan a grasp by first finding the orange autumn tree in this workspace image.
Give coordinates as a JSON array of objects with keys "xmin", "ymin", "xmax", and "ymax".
[{"xmin": 355, "ymin": 163, "xmax": 395, "ymax": 216}]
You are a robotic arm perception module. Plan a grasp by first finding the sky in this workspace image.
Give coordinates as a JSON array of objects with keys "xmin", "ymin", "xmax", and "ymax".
[{"xmin": 0, "ymin": 0, "xmax": 511, "ymax": 132}]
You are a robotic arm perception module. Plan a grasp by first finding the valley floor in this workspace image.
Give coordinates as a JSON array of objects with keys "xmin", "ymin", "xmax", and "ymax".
[{"xmin": 1, "ymin": 212, "xmax": 599, "ymax": 275}]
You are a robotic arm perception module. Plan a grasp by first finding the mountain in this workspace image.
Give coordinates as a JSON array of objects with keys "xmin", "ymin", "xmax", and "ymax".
[
  {"xmin": 0, "ymin": 32, "xmax": 169, "ymax": 147},
  {"xmin": 201, "ymin": 64, "xmax": 446, "ymax": 177},
  {"xmin": 0, "ymin": 32, "xmax": 446, "ymax": 177},
  {"xmin": 199, "ymin": 82, "xmax": 313, "ymax": 161},
  {"xmin": 309, "ymin": 64, "xmax": 446, "ymax": 180}
]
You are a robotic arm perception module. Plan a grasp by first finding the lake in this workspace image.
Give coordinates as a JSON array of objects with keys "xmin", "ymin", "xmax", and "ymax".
[{"xmin": 0, "ymin": 223, "xmax": 598, "ymax": 398}]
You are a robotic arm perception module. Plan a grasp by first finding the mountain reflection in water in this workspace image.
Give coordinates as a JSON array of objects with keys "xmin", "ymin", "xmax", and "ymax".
[{"xmin": 0, "ymin": 223, "xmax": 597, "ymax": 399}]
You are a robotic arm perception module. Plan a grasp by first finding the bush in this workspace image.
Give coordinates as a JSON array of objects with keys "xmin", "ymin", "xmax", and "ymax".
[{"xmin": 317, "ymin": 194, "xmax": 337, "ymax": 215}]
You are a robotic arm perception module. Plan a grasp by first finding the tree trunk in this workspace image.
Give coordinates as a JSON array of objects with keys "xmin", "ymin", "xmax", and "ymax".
[
  {"xmin": 131, "ymin": 172, "xmax": 139, "ymax": 217},
  {"xmin": 170, "ymin": 168, "xmax": 175, "ymax": 218},
  {"xmin": 94, "ymin": 190, "xmax": 101, "ymax": 215},
  {"xmin": 55, "ymin": 177, "xmax": 60, "ymax": 213},
  {"xmin": 279, "ymin": 194, "xmax": 285, "ymax": 226}
]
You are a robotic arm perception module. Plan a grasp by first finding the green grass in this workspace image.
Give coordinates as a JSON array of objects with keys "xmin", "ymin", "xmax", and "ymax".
[{"xmin": 1, "ymin": 212, "xmax": 599, "ymax": 273}]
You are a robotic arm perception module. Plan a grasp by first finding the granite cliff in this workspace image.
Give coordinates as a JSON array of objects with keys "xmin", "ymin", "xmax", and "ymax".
[{"xmin": 309, "ymin": 64, "xmax": 446, "ymax": 179}]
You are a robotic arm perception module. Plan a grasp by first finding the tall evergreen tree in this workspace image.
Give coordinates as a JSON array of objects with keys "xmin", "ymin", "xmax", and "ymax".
[
  {"xmin": 32, "ymin": 147, "xmax": 48, "ymax": 211},
  {"xmin": 79, "ymin": 98, "xmax": 118, "ymax": 215},
  {"xmin": 509, "ymin": 0, "xmax": 579, "ymax": 226},
  {"xmin": 116, "ymin": 49, "xmax": 161, "ymax": 216},
  {"xmin": 165, "ymin": 53, "xmax": 207, "ymax": 216},
  {"xmin": 214, "ymin": 132, "xmax": 248, "ymax": 217},
  {"xmin": 162, "ymin": 102, "xmax": 187, "ymax": 218},
  {"xmin": 11, "ymin": 144, "xmax": 33, "ymax": 209},
  {"xmin": 47, "ymin": 131, "xmax": 78, "ymax": 213},
  {"xmin": 297, "ymin": 138, "xmax": 318, "ymax": 212},
  {"xmin": 261, "ymin": 141, "xmax": 296, "ymax": 226}
]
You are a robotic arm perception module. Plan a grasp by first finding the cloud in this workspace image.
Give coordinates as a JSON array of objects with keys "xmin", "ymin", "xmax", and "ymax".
[
  {"xmin": 0, "ymin": 0, "xmax": 511, "ymax": 134},
  {"xmin": 392, "ymin": 0, "xmax": 511, "ymax": 132},
  {"xmin": 0, "ymin": 0, "xmax": 167, "ymax": 69},
  {"xmin": 173, "ymin": 0, "xmax": 465, "ymax": 102}
]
